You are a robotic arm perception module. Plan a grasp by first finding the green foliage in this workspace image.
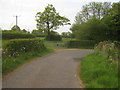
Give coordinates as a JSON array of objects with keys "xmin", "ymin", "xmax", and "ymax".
[
  {"xmin": 2, "ymin": 49, "xmax": 54, "ymax": 76},
  {"xmin": 36, "ymin": 4, "xmax": 70, "ymax": 40},
  {"xmin": 61, "ymin": 32, "xmax": 73, "ymax": 38},
  {"xmin": 45, "ymin": 31, "xmax": 62, "ymax": 41},
  {"xmin": 66, "ymin": 40, "xmax": 98, "ymax": 49},
  {"xmin": 50, "ymin": 30, "xmax": 59, "ymax": 35},
  {"xmin": 2, "ymin": 30, "xmax": 15, "ymax": 33},
  {"xmin": 2, "ymin": 40, "xmax": 9, "ymax": 48},
  {"xmin": 0, "ymin": 30, "xmax": 1, "ymax": 40},
  {"xmin": 2, "ymin": 39, "xmax": 46, "ymax": 58},
  {"xmin": 103, "ymin": 2, "xmax": 120, "ymax": 41},
  {"xmin": 71, "ymin": 17, "xmax": 109, "ymax": 41},
  {"xmin": 75, "ymin": 2, "xmax": 111, "ymax": 24},
  {"xmin": 21, "ymin": 29, "xmax": 28, "ymax": 33},
  {"xmin": 80, "ymin": 53, "xmax": 118, "ymax": 88},
  {"xmin": 11, "ymin": 25, "xmax": 21, "ymax": 32},
  {"xmin": 3, "ymin": 29, "xmax": 29, "ymax": 33},
  {"xmin": 44, "ymin": 41, "xmax": 63, "ymax": 49},
  {"xmin": 45, "ymin": 34, "xmax": 62, "ymax": 41},
  {"xmin": 71, "ymin": 2, "xmax": 120, "ymax": 41},
  {"xmin": 2, "ymin": 32, "xmax": 35, "ymax": 40},
  {"xmin": 44, "ymin": 38, "xmax": 75, "ymax": 49},
  {"xmin": 32, "ymin": 29, "xmax": 46, "ymax": 37}
]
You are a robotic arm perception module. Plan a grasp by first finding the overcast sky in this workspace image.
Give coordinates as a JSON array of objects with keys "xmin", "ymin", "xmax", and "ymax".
[{"xmin": 0, "ymin": 0, "xmax": 119, "ymax": 34}]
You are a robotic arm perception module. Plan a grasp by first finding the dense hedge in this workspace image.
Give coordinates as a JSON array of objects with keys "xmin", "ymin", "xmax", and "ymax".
[
  {"xmin": 66, "ymin": 40, "xmax": 98, "ymax": 48},
  {"xmin": 34, "ymin": 34, "xmax": 46, "ymax": 37},
  {"xmin": 2, "ymin": 39, "xmax": 46, "ymax": 58},
  {"xmin": 46, "ymin": 34, "xmax": 62, "ymax": 41},
  {"xmin": 2, "ymin": 32, "xmax": 35, "ymax": 39}
]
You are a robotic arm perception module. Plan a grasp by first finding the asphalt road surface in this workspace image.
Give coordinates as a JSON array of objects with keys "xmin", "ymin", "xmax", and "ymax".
[{"xmin": 3, "ymin": 49, "xmax": 93, "ymax": 88}]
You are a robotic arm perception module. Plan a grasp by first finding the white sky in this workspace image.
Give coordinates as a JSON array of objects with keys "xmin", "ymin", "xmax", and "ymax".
[{"xmin": 0, "ymin": 0, "xmax": 119, "ymax": 34}]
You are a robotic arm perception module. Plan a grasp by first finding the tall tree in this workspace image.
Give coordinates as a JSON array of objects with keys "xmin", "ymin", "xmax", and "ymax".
[
  {"xmin": 102, "ymin": 2, "xmax": 111, "ymax": 17},
  {"xmin": 104, "ymin": 2, "xmax": 120, "ymax": 41},
  {"xmin": 61, "ymin": 32, "xmax": 72, "ymax": 38},
  {"xmin": 96, "ymin": 2, "xmax": 102, "ymax": 19},
  {"xmin": 75, "ymin": 2, "xmax": 111, "ymax": 24},
  {"xmin": 36, "ymin": 4, "xmax": 70, "ymax": 40},
  {"xmin": 71, "ymin": 2, "xmax": 113, "ymax": 41},
  {"xmin": 89, "ymin": 2, "xmax": 97, "ymax": 17},
  {"xmin": 82, "ymin": 4, "xmax": 90, "ymax": 20}
]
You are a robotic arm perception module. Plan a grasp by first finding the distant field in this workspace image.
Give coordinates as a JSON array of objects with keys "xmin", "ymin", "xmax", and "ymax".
[
  {"xmin": 44, "ymin": 38, "xmax": 75, "ymax": 49},
  {"xmin": 44, "ymin": 41, "xmax": 64, "ymax": 49}
]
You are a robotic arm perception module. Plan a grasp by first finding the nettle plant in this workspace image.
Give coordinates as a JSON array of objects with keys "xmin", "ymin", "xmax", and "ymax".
[{"xmin": 95, "ymin": 41, "xmax": 119, "ymax": 61}]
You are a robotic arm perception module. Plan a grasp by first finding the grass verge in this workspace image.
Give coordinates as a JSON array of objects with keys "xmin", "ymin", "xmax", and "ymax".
[
  {"xmin": 2, "ymin": 49, "xmax": 54, "ymax": 76},
  {"xmin": 80, "ymin": 53, "xmax": 118, "ymax": 88}
]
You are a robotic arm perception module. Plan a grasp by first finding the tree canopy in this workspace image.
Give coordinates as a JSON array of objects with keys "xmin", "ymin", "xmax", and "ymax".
[
  {"xmin": 36, "ymin": 4, "xmax": 70, "ymax": 40},
  {"xmin": 75, "ymin": 2, "xmax": 111, "ymax": 24},
  {"xmin": 70, "ymin": 2, "xmax": 120, "ymax": 41},
  {"xmin": 11, "ymin": 25, "xmax": 21, "ymax": 32}
]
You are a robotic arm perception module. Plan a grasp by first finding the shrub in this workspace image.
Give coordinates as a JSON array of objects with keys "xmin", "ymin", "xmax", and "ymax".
[
  {"xmin": 94, "ymin": 41, "xmax": 120, "ymax": 61},
  {"xmin": 2, "ymin": 39, "xmax": 46, "ymax": 58},
  {"xmin": 45, "ymin": 34, "xmax": 62, "ymax": 41},
  {"xmin": 114, "ymin": 41, "xmax": 120, "ymax": 49},
  {"xmin": 2, "ymin": 32, "xmax": 35, "ymax": 40},
  {"xmin": 66, "ymin": 40, "xmax": 98, "ymax": 49}
]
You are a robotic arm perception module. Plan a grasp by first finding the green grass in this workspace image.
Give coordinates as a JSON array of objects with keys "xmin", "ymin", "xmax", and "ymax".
[
  {"xmin": 80, "ymin": 53, "xmax": 118, "ymax": 88},
  {"xmin": 44, "ymin": 41, "xmax": 65, "ymax": 49},
  {"xmin": 36, "ymin": 37, "xmax": 45, "ymax": 40},
  {"xmin": 2, "ymin": 49, "xmax": 54, "ymax": 76},
  {"xmin": 44, "ymin": 38, "xmax": 76, "ymax": 49}
]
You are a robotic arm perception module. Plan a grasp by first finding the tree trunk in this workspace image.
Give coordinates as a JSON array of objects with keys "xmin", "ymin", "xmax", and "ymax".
[{"xmin": 47, "ymin": 22, "xmax": 50, "ymax": 41}]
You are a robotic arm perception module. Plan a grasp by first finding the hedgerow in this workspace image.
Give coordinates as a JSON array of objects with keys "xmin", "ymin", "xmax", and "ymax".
[
  {"xmin": 2, "ymin": 39, "xmax": 46, "ymax": 58},
  {"xmin": 45, "ymin": 34, "xmax": 62, "ymax": 41},
  {"xmin": 66, "ymin": 40, "xmax": 98, "ymax": 49},
  {"xmin": 2, "ymin": 32, "xmax": 35, "ymax": 39}
]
